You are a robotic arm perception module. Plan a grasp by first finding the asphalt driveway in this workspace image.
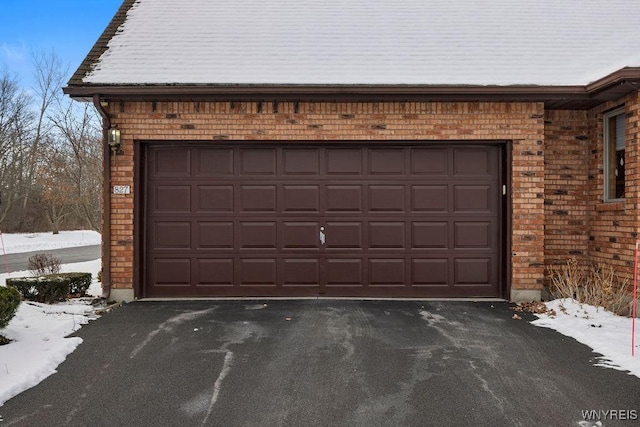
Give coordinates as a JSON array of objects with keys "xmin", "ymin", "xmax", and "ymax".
[{"xmin": 1, "ymin": 300, "xmax": 639, "ymax": 426}]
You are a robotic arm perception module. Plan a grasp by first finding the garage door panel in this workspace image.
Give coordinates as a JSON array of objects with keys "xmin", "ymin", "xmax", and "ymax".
[
  {"xmin": 454, "ymin": 258, "xmax": 493, "ymax": 285},
  {"xmin": 283, "ymin": 185, "xmax": 320, "ymax": 212},
  {"xmin": 369, "ymin": 185, "xmax": 405, "ymax": 212},
  {"xmin": 412, "ymin": 259, "xmax": 449, "ymax": 285},
  {"xmin": 283, "ymin": 148, "xmax": 320, "ymax": 175},
  {"xmin": 325, "ymin": 259, "xmax": 363, "ymax": 286},
  {"xmin": 326, "ymin": 148, "xmax": 363, "ymax": 175},
  {"xmin": 145, "ymin": 144, "xmax": 502, "ymax": 298},
  {"xmin": 154, "ymin": 222, "xmax": 191, "ymax": 249},
  {"xmin": 282, "ymin": 259, "xmax": 320, "ymax": 286},
  {"xmin": 453, "ymin": 147, "xmax": 495, "ymax": 176},
  {"xmin": 239, "ymin": 222, "xmax": 277, "ymax": 249},
  {"xmin": 411, "ymin": 186, "xmax": 448, "ymax": 212},
  {"xmin": 326, "ymin": 185, "xmax": 363, "ymax": 212},
  {"xmin": 454, "ymin": 185, "xmax": 493, "ymax": 213},
  {"xmin": 412, "ymin": 222, "xmax": 448, "ymax": 249},
  {"xmin": 154, "ymin": 186, "xmax": 191, "ymax": 213},
  {"xmin": 197, "ymin": 186, "xmax": 234, "ymax": 212},
  {"xmin": 240, "ymin": 148, "xmax": 277, "ymax": 175},
  {"xmin": 197, "ymin": 259, "xmax": 234, "ymax": 286},
  {"xmin": 410, "ymin": 148, "xmax": 448, "ymax": 175},
  {"xmin": 369, "ymin": 259, "xmax": 405, "ymax": 286},
  {"xmin": 369, "ymin": 148, "xmax": 405, "ymax": 175},
  {"xmin": 197, "ymin": 222, "xmax": 234, "ymax": 249},
  {"xmin": 283, "ymin": 222, "xmax": 320, "ymax": 249},
  {"xmin": 152, "ymin": 258, "xmax": 191, "ymax": 286},
  {"xmin": 369, "ymin": 222, "xmax": 405, "ymax": 249},
  {"xmin": 324, "ymin": 222, "xmax": 363, "ymax": 249},
  {"xmin": 240, "ymin": 185, "xmax": 277, "ymax": 212},
  {"xmin": 153, "ymin": 148, "xmax": 191, "ymax": 177},
  {"xmin": 197, "ymin": 148, "xmax": 234, "ymax": 176},
  {"xmin": 454, "ymin": 222, "xmax": 492, "ymax": 249},
  {"xmin": 239, "ymin": 259, "xmax": 277, "ymax": 286}
]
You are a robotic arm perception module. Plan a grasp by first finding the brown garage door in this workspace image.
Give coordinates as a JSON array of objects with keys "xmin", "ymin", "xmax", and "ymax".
[{"xmin": 144, "ymin": 143, "xmax": 503, "ymax": 298}]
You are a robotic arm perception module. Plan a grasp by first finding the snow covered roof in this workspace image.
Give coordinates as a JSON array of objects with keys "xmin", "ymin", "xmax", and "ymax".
[{"xmin": 71, "ymin": 0, "xmax": 640, "ymax": 87}]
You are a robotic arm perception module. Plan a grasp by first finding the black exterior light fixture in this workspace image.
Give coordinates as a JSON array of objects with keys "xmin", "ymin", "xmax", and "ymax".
[{"xmin": 108, "ymin": 126, "xmax": 123, "ymax": 154}]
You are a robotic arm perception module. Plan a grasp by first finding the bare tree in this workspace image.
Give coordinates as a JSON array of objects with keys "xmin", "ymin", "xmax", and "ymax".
[
  {"xmin": 34, "ymin": 144, "xmax": 74, "ymax": 234},
  {"xmin": 49, "ymin": 98, "xmax": 102, "ymax": 232},
  {"xmin": 20, "ymin": 51, "xmax": 68, "ymax": 221},
  {"xmin": 0, "ymin": 51, "xmax": 102, "ymax": 233},
  {"xmin": 0, "ymin": 70, "xmax": 33, "ymax": 227}
]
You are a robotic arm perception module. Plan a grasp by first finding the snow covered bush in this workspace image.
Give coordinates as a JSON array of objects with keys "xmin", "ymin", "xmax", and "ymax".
[
  {"xmin": 63, "ymin": 272, "xmax": 92, "ymax": 295},
  {"xmin": 6, "ymin": 277, "xmax": 40, "ymax": 301},
  {"xmin": 0, "ymin": 286, "xmax": 21, "ymax": 329},
  {"xmin": 546, "ymin": 258, "xmax": 631, "ymax": 315},
  {"xmin": 7, "ymin": 276, "xmax": 67, "ymax": 303},
  {"xmin": 7, "ymin": 272, "xmax": 91, "ymax": 303}
]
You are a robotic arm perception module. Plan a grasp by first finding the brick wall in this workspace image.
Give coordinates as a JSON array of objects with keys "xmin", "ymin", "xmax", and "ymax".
[
  {"xmin": 586, "ymin": 91, "xmax": 640, "ymax": 281},
  {"xmin": 543, "ymin": 111, "xmax": 589, "ymax": 269},
  {"xmin": 105, "ymin": 101, "xmax": 545, "ymax": 297}
]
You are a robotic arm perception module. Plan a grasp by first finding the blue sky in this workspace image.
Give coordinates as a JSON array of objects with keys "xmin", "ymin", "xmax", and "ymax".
[{"xmin": 0, "ymin": 0, "xmax": 123, "ymax": 88}]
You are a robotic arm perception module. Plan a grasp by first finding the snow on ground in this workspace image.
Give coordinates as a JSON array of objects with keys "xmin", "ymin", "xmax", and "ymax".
[
  {"xmin": 0, "ymin": 230, "xmax": 100, "ymax": 254},
  {"xmin": 532, "ymin": 299, "xmax": 640, "ymax": 378},
  {"xmin": 0, "ymin": 232, "xmax": 102, "ymax": 407},
  {"xmin": 0, "ymin": 259, "xmax": 102, "ymax": 406},
  {"xmin": 0, "ymin": 301, "xmax": 97, "ymax": 406}
]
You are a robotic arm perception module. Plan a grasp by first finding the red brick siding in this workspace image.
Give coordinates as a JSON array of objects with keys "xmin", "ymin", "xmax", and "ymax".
[
  {"xmin": 587, "ymin": 91, "xmax": 640, "ymax": 281},
  {"xmin": 543, "ymin": 110, "xmax": 589, "ymax": 269},
  {"xmin": 105, "ymin": 101, "xmax": 545, "ymax": 295}
]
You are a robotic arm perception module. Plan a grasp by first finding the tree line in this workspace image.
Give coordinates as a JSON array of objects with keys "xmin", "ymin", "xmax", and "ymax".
[{"xmin": 0, "ymin": 51, "xmax": 102, "ymax": 234}]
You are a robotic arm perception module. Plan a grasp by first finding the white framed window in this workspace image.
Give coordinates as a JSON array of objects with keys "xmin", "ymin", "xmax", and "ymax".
[{"xmin": 603, "ymin": 107, "xmax": 626, "ymax": 200}]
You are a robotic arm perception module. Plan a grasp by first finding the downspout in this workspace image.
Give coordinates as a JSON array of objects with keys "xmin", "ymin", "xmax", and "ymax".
[{"xmin": 92, "ymin": 95, "xmax": 112, "ymax": 299}]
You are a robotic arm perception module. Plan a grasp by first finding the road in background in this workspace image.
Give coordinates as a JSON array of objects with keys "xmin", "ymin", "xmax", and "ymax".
[{"xmin": 0, "ymin": 245, "xmax": 101, "ymax": 273}]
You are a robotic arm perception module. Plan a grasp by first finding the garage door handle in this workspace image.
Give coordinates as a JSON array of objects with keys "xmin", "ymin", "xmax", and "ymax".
[{"xmin": 320, "ymin": 227, "xmax": 326, "ymax": 245}]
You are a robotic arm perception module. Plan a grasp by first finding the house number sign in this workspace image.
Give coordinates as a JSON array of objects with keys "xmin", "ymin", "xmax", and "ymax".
[{"xmin": 113, "ymin": 185, "xmax": 131, "ymax": 195}]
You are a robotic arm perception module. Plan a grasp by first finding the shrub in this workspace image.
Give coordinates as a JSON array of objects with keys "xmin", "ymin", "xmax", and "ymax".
[
  {"xmin": 6, "ymin": 277, "xmax": 40, "ymax": 301},
  {"xmin": 546, "ymin": 258, "xmax": 632, "ymax": 316},
  {"xmin": 7, "ymin": 276, "xmax": 67, "ymax": 303},
  {"xmin": 0, "ymin": 286, "xmax": 21, "ymax": 329},
  {"xmin": 28, "ymin": 253, "xmax": 61, "ymax": 276},
  {"xmin": 62, "ymin": 272, "xmax": 92, "ymax": 295},
  {"xmin": 7, "ymin": 272, "xmax": 92, "ymax": 304}
]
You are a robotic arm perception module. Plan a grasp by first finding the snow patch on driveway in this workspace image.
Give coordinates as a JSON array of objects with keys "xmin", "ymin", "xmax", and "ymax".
[
  {"xmin": 0, "ymin": 302, "xmax": 96, "ymax": 406},
  {"xmin": 532, "ymin": 298, "xmax": 640, "ymax": 378}
]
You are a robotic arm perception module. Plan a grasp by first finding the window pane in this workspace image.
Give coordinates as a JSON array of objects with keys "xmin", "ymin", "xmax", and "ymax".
[
  {"xmin": 615, "ymin": 114, "xmax": 625, "ymax": 150},
  {"xmin": 615, "ymin": 149, "xmax": 625, "ymax": 199},
  {"xmin": 606, "ymin": 112, "xmax": 625, "ymax": 199}
]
